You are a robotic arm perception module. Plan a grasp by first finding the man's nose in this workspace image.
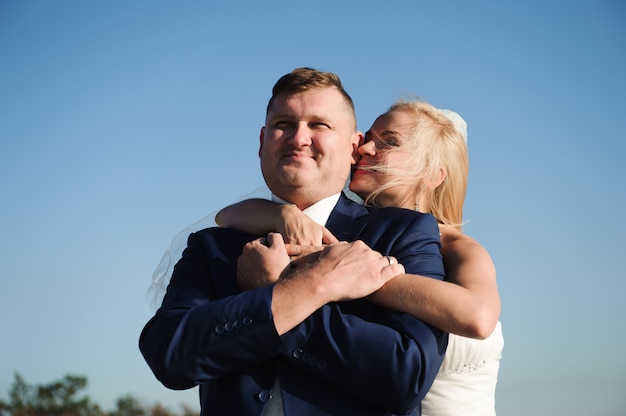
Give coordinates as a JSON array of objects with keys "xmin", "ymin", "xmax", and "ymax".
[{"xmin": 288, "ymin": 123, "xmax": 312, "ymax": 147}]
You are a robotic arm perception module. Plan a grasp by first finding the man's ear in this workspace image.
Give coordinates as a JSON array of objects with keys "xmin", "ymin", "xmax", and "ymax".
[
  {"xmin": 258, "ymin": 127, "xmax": 265, "ymax": 157},
  {"xmin": 351, "ymin": 131, "xmax": 364, "ymax": 165}
]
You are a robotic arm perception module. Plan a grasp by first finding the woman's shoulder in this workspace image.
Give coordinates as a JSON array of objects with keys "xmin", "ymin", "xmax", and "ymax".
[{"xmin": 440, "ymin": 226, "xmax": 490, "ymax": 257}]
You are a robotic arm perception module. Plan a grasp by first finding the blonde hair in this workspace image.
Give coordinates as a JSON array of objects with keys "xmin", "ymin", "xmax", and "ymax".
[{"xmin": 364, "ymin": 99, "xmax": 469, "ymax": 229}]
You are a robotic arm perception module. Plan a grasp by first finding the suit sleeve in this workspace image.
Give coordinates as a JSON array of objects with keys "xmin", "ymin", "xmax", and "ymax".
[
  {"xmin": 139, "ymin": 231, "xmax": 281, "ymax": 390},
  {"xmin": 278, "ymin": 213, "xmax": 447, "ymax": 414}
]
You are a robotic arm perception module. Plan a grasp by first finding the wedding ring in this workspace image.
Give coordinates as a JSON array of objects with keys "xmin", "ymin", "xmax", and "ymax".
[{"xmin": 385, "ymin": 256, "xmax": 397, "ymax": 265}]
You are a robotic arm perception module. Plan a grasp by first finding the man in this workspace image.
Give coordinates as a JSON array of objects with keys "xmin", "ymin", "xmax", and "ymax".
[{"xmin": 140, "ymin": 67, "xmax": 447, "ymax": 415}]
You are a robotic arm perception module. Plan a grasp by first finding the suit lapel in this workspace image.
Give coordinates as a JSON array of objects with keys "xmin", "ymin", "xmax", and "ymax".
[{"xmin": 326, "ymin": 193, "xmax": 368, "ymax": 242}]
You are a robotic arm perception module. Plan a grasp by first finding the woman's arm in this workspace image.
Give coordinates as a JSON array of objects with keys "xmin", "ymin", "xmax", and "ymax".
[
  {"xmin": 217, "ymin": 200, "xmax": 500, "ymax": 339},
  {"xmin": 216, "ymin": 199, "xmax": 338, "ymax": 245},
  {"xmin": 368, "ymin": 226, "xmax": 500, "ymax": 339}
]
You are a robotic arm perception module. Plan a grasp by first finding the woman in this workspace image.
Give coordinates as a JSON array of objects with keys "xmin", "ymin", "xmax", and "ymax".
[{"xmin": 215, "ymin": 99, "xmax": 503, "ymax": 415}]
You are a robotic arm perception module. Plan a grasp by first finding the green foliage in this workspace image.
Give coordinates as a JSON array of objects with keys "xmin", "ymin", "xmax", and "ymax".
[
  {"xmin": 110, "ymin": 395, "xmax": 143, "ymax": 416},
  {"xmin": 0, "ymin": 373, "xmax": 198, "ymax": 416},
  {"xmin": 0, "ymin": 373, "xmax": 102, "ymax": 416}
]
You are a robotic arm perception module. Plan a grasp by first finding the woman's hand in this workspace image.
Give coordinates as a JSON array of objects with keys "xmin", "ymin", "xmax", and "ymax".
[
  {"xmin": 277, "ymin": 204, "xmax": 339, "ymax": 245},
  {"xmin": 216, "ymin": 199, "xmax": 339, "ymax": 245}
]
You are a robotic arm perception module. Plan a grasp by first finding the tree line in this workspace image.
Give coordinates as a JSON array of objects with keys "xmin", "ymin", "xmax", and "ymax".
[{"xmin": 0, "ymin": 373, "xmax": 198, "ymax": 416}]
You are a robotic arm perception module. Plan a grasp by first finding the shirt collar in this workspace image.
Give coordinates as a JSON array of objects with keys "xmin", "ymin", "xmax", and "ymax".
[{"xmin": 271, "ymin": 193, "xmax": 341, "ymax": 226}]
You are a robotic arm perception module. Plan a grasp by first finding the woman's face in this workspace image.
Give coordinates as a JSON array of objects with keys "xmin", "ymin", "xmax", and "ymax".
[{"xmin": 350, "ymin": 110, "xmax": 417, "ymax": 209}]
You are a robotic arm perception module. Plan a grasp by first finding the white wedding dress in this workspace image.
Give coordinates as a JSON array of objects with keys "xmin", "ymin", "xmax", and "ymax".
[{"xmin": 421, "ymin": 321, "xmax": 504, "ymax": 416}]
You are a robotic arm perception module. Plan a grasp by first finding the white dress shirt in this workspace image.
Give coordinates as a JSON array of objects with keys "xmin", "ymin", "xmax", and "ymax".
[{"xmin": 262, "ymin": 193, "xmax": 340, "ymax": 416}]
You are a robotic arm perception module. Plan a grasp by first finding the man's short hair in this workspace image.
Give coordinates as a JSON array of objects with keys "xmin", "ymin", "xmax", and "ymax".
[{"xmin": 266, "ymin": 67, "xmax": 356, "ymax": 118}]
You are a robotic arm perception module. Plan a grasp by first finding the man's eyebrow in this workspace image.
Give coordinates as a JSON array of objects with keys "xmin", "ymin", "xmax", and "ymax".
[
  {"xmin": 266, "ymin": 112, "xmax": 294, "ymax": 123},
  {"xmin": 267, "ymin": 112, "xmax": 291, "ymax": 119},
  {"xmin": 310, "ymin": 115, "xmax": 333, "ymax": 124}
]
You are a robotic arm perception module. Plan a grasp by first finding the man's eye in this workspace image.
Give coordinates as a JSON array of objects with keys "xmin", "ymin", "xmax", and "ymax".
[
  {"xmin": 274, "ymin": 121, "xmax": 291, "ymax": 128},
  {"xmin": 311, "ymin": 122, "xmax": 330, "ymax": 129}
]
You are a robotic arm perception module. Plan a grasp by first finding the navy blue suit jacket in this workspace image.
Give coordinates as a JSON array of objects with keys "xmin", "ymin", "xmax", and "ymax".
[{"xmin": 140, "ymin": 194, "xmax": 447, "ymax": 415}]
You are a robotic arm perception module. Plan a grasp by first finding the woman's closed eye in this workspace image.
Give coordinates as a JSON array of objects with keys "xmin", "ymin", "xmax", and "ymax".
[
  {"xmin": 364, "ymin": 130, "xmax": 400, "ymax": 150},
  {"xmin": 365, "ymin": 135, "xmax": 400, "ymax": 150},
  {"xmin": 377, "ymin": 137, "xmax": 400, "ymax": 149}
]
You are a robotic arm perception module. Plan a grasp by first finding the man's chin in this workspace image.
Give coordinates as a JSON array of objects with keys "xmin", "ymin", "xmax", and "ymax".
[
  {"xmin": 277, "ymin": 163, "xmax": 316, "ymax": 180},
  {"xmin": 273, "ymin": 171, "xmax": 311, "ymax": 190}
]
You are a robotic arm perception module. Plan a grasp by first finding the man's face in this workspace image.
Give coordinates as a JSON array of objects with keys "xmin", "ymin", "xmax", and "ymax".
[{"xmin": 259, "ymin": 87, "xmax": 359, "ymax": 209}]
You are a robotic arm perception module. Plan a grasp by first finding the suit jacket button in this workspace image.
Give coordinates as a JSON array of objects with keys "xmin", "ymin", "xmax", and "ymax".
[
  {"xmin": 257, "ymin": 390, "xmax": 272, "ymax": 403},
  {"xmin": 224, "ymin": 322, "xmax": 234, "ymax": 332},
  {"xmin": 292, "ymin": 348, "xmax": 303, "ymax": 359},
  {"xmin": 243, "ymin": 317, "xmax": 253, "ymax": 325},
  {"xmin": 214, "ymin": 325, "xmax": 224, "ymax": 335}
]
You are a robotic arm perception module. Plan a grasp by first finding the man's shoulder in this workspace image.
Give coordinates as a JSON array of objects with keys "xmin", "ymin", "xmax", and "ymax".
[
  {"xmin": 329, "ymin": 194, "xmax": 440, "ymax": 239},
  {"xmin": 365, "ymin": 206, "xmax": 439, "ymax": 226},
  {"xmin": 360, "ymin": 207, "xmax": 441, "ymax": 248},
  {"xmin": 337, "ymin": 193, "xmax": 436, "ymax": 224}
]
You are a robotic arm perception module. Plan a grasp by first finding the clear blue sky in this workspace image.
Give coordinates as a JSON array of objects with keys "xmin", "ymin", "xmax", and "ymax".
[{"xmin": 2, "ymin": 1, "xmax": 625, "ymax": 414}]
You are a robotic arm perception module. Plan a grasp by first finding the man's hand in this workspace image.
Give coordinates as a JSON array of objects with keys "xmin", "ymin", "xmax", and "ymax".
[
  {"xmin": 310, "ymin": 241, "xmax": 405, "ymax": 302},
  {"xmin": 271, "ymin": 240, "xmax": 405, "ymax": 335},
  {"xmin": 237, "ymin": 233, "xmax": 291, "ymax": 291},
  {"xmin": 285, "ymin": 243, "xmax": 324, "ymax": 267}
]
